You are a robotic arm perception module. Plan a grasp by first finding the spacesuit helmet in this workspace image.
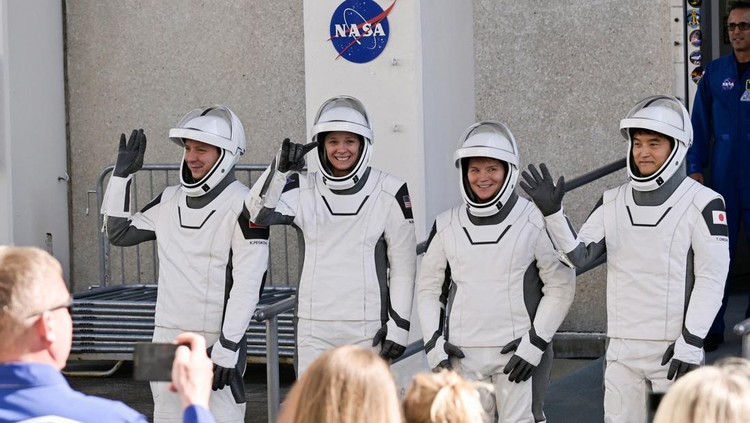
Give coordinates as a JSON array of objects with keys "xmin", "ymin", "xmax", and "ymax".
[
  {"xmin": 453, "ymin": 121, "xmax": 520, "ymax": 217},
  {"xmin": 310, "ymin": 96, "xmax": 373, "ymax": 190},
  {"xmin": 619, "ymin": 95, "xmax": 692, "ymax": 192},
  {"xmin": 169, "ymin": 105, "xmax": 246, "ymax": 197}
]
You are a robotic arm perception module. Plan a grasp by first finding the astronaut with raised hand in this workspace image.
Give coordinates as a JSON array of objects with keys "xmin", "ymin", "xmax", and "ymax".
[
  {"xmin": 521, "ymin": 95, "xmax": 730, "ymax": 423},
  {"xmin": 101, "ymin": 105, "xmax": 269, "ymax": 423},
  {"xmin": 417, "ymin": 121, "xmax": 575, "ymax": 423},
  {"xmin": 246, "ymin": 95, "xmax": 417, "ymax": 374}
]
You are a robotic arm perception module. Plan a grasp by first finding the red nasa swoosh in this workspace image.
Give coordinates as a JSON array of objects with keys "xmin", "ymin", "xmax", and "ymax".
[{"xmin": 328, "ymin": 0, "xmax": 398, "ymax": 60}]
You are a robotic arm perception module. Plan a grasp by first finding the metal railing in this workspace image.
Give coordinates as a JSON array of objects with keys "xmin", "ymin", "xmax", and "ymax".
[
  {"xmin": 95, "ymin": 163, "xmax": 298, "ymax": 288},
  {"xmin": 252, "ymin": 295, "xmax": 297, "ymax": 423},
  {"xmin": 733, "ymin": 319, "xmax": 750, "ymax": 359},
  {"xmin": 75, "ymin": 163, "xmax": 299, "ymax": 422}
]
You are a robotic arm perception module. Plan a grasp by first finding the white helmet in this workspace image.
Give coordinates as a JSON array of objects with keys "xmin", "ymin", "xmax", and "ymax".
[
  {"xmin": 310, "ymin": 96, "xmax": 373, "ymax": 190},
  {"xmin": 619, "ymin": 95, "xmax": 692, "ymax": 191},
  {"xmin": 169, "ymin": 105, "xmax": 246, "ymax": 197},
  {"xmin": 453, "ymin": 121, "xmax": 520, "ymax": 217}
]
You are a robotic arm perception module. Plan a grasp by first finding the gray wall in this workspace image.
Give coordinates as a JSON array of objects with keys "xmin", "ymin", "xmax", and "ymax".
[
  {"xmin": 473, "ymin": 0, "xmax": 673, "ymax": 332},
  {"xmin": 66, "ymin": 1, "xmax": 305, "ymax": 290},
  {"xmin": 66, "ymin": 0, "xmax": 674, "ymax": 333}
]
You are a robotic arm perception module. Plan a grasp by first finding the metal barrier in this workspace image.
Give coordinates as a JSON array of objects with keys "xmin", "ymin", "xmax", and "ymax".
[
  {"xmin": 252, "ymin": 295, "xmax": 297, "ymax": 422},
  {"xmin": 94, "ymin": 164, "xmax": 299, "ymax": 288},
  {"xmin": 70, "ymin": 164, "xmax": 299, "ymax": 406},
  {"xmin": 733, "ymin": 318, "xmax": 750, "ymax": 359}
]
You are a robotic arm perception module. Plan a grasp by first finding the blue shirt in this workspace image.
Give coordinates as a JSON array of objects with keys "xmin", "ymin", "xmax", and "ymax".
[
  {"xmin": 0, "ymin": 363, "xmax": 214, "ymax": 423},
  {"xmin": 688, "ymin": 51, "xmax": 750, "ymax": 203}
]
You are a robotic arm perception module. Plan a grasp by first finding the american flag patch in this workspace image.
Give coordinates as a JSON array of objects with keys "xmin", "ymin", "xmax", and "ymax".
[
  {"xmin": 713, "ymin": 210, "xmax": 727, "ymax": 225},
  {"xmin": 403, "ymin": 195, "xmax": 412, "ymax": 208}
]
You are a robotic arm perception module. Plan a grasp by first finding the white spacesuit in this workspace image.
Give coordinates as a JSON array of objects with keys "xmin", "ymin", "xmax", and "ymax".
[
  {"xmin": 521, "ymin": 96, "xmax": 730, "ymax": 423},
  {"xmin": 245, "ymin": 96, "xmax": 417, "ymax": 374},
  {"xmin": 417, "ymin": 121, "xmax": 576, "ymax": 423},
  {"xmin": 101, "ymin": 105, "xmax": 269, "ymax": 423}
]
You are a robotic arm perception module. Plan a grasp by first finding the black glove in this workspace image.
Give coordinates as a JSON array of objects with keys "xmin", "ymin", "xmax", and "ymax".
[
  {"xmin": 501, "ymin": 337, "xmax": 537, "ymax": 383},
  {"xmin": 212, "ymin": 364, "xmax": 236, "ymax": 391},
  {"xmin": 113, "ymin": 129, "xmax": 147, "ymax": 178},
  {"xmin": 206, "ymin": 344, "xmax": 246, "ymax": 403},
  {"xmin": 661, "ymin": 342, "xmax": 698, "ymax": 380},
  {"xmin": 433, "ymin": 342, "xmax": 465, "ymax": 372},
  {"xmin": 519, "ymin": 163, "xmax": 566, "ymax": 216},
  {"xmin": 372, "ymin": 325, "xmax": 406, "ymax": 360},
  {"xmin": 277, "ymin": 138, "xmax": 318, "ymax": 173}
]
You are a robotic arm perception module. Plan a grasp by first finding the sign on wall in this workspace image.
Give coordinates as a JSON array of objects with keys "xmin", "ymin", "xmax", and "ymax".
[{"xmin": 328, "ymin": 0, "xmax": 397, "ymax": 63}]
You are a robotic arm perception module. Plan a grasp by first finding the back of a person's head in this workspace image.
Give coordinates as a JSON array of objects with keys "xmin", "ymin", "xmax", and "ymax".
[
  {"xmin": 403, "ymin": 370, "xmax": 489, "ymax": 423},
  {"xmin": 653, "ymin": 358, "xmax": 750, "ymax": 423},
  {"xmin": 278, "ymin": 345, "xmax": 401, "ymax": 423},
  {"xmin": 0, "ymin": 246, "xmax": 62, "ymax": 351}
]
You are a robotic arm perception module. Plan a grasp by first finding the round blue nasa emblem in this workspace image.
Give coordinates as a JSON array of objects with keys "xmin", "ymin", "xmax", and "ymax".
[{"xmin": 329, "ymin": 0, "xmax": 392, "ymax": 64}]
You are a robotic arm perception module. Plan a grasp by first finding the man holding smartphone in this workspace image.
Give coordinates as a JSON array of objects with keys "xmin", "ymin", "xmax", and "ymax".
[{"xmin": 0, "ymin": 246, "xmax": 215, "ymax": 423}]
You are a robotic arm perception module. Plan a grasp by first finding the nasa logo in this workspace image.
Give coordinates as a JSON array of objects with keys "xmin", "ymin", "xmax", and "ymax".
[
  {"xmin": 722, "ymin": 78, "xmax": 735, "ymax": 90},
  {"xmin": 329, "ymin": 0, "xmax": 397, "ymax": 63}
]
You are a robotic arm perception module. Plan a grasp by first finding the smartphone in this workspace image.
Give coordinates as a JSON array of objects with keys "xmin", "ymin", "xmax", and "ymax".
[{"xmin": 133, "ymin": 342, "xmax": 178, "ymax": 381}]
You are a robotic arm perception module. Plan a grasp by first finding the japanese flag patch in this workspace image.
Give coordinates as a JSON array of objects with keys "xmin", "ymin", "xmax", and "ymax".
[
  {"xmin": 702, "ymin": 198, "xmax": 729, "ymax": 237},
  {"xmin": 712, "ymin": 210, "xmax": 727, "ymax": 225}
]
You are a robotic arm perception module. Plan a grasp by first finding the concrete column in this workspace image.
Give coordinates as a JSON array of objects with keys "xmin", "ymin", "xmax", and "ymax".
[
  {"xmin": 303, "ymin": 0, "xmax": 475, "ymax": 239},
  {"xmin": 0, "ymin": 0, "xmax": 70, "ymax": 280}
]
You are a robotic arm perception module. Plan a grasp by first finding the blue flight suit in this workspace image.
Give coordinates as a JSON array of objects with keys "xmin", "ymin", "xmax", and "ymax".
[{"xmin": 687, "ymin": 51, "xmax": 750, "ymax": 338}]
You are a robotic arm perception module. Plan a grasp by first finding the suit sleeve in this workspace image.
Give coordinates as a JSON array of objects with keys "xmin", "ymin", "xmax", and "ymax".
[
  {"xmin": 209, "ymin": 210, "xmax": 271, "ymax": 368},
  {"xmin": 543, "ymin": 197, "xmax": 607, "ymax": 269},
  {"xmin": 511, "ymin": 219, "xmax": 576, "ymax": 367},
  {"xmin": 101, "ymin": 173, "xmax": 158, "ymax": 246},
  {"xmin": 416, "ymin": 221, "xmax": 451, "ymax": 369},
  {"xmin": 687, "ymin": 66, "xmax": 713, "ymax": 176},
  {"xmin": 685, "ymin": 196, "xmax": 729, "ymax": 340},
  {"xmin": 382, "ymin": 183, "xmax": 417, "ymax": 347},
  {"xmin": 531, "ymin": 226, "xmax": 576, "ymax": 342},
  {"xmin": 245, "ymin": 164, "xmax": 299, "ymax": 227}
]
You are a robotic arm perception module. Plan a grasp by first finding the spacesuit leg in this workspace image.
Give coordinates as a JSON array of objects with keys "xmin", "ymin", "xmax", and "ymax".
[
  {"xmin": 603, "ymin": 338, "xmax": 654, "ymax": 423},
  {"xmin": 454, "ymin": 346, "xmax": 534, "ymax": 423},
  {"xmin": 151, "ymin": 327, "xmax": 246, "ymax": 423},
  {"xmin": 295, "ymin": 318, "xmax": 380, "ymax": 376}
]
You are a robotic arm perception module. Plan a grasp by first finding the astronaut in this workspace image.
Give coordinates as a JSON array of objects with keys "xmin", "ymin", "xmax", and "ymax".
[
  {"xmin": 101, "ymin": 105, "xmax": 269, "ymax": 423},
  {"xmin": 245, "ymin": 95, "xmax": 416, "ymax": 375},
  {"xmin": 687, "ymin": 2, "xmax": 750, "ymax": 350},
  {"xmin": 521, "ymin": 95, "xmax": 730, "ymax": 423},
  {"xmin": 417, "ymin": 121, "xmax": 576, "ymax": 423}
]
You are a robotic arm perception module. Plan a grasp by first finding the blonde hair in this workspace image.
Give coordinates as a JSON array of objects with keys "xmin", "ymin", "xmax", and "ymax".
[
  {"xmin": 278, "ymin": 345, "xmax": 402, "ymax": 423},
  {"xmin": 653, "ymin": 358, "xmax": 750, "ymax": 423},
  {"xmin": 0, "ymin": 246, "xmax": 63, "ymax": 349},
  {"xmin": 403, "ymin": 370, "xmax": 489, "ymax": 423}
]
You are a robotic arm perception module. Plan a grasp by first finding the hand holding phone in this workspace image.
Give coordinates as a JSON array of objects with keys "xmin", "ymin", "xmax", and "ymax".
[
  {"xmin": 170, "ymin": 333, "xmax": 213, "ymax": 410},
  {"xmin": 133, "ymin": 342, "xmax": 178, "ymax": 381}
]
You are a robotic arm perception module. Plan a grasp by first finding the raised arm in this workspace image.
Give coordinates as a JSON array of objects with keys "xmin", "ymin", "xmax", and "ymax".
[
  {"xmin": 245, "ymin": 139, "xmax": 316, "ymax": 226},
  {"xmin": 100, "ymin": 129, "xmax": 158, "ymax": 246},
  {"xmin": 520, "ymin": 163, "xmax": 607, "ymax": 269}
]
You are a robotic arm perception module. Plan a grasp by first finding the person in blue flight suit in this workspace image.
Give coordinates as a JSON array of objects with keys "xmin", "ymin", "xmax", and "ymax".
[{"xmin": 687, "ymin": 1, "xmax": 750, "ymax": 351}]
